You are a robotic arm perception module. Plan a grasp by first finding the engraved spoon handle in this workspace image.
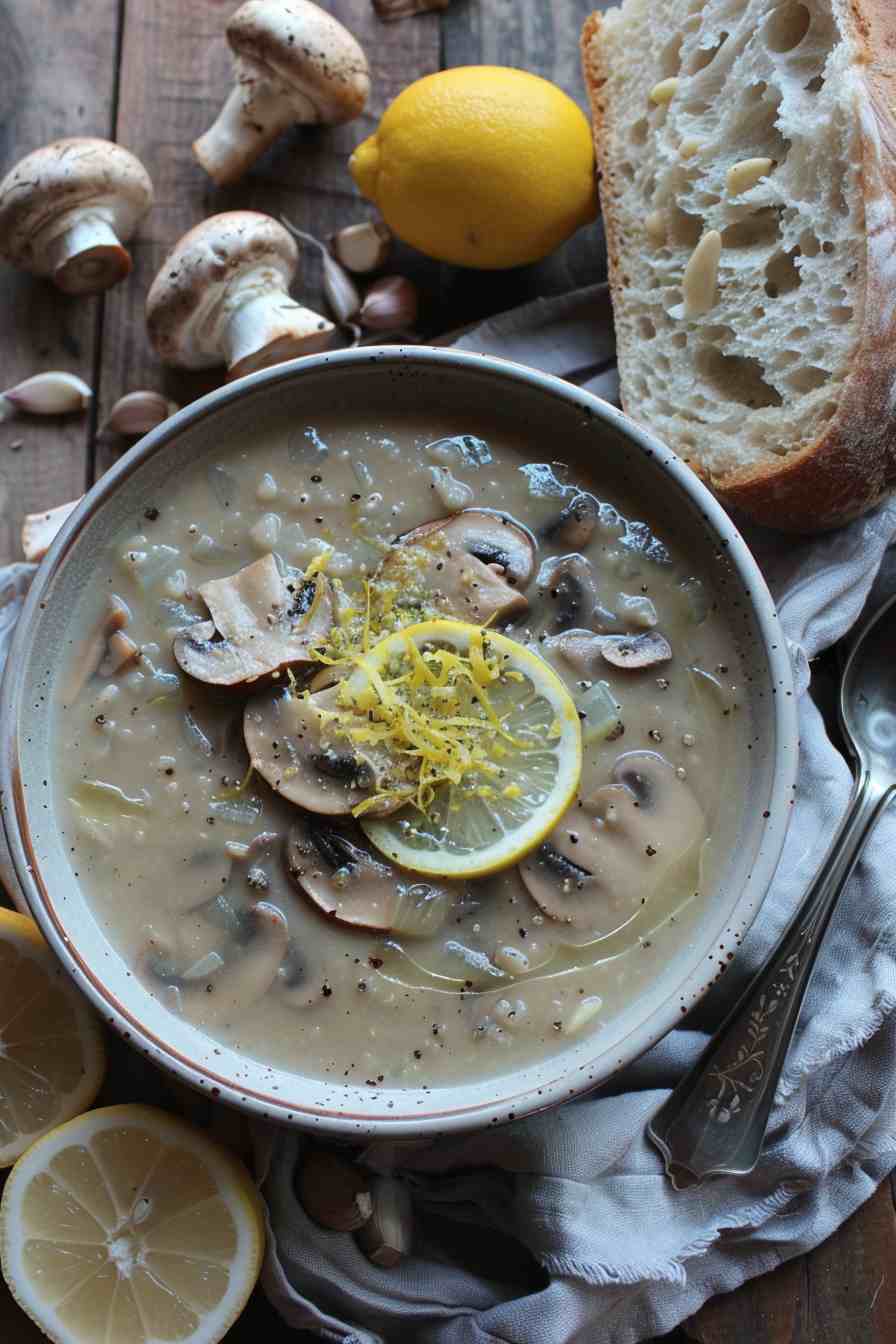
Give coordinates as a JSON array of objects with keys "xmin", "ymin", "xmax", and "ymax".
[{"xmin": 648, "ymin": 772, "xmax": 895, "ymax": 1189}]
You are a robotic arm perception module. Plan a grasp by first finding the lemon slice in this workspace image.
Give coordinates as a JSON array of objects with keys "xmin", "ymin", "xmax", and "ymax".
[
  {"xmin": 348, "ymin": 620, "xmax": 581, "ymax": 877},
  {"xmin": 1, "ymin": 1103, "xmax": 265, "ymax": 1344},
  {"xmin": 0, "ymin": 908, "xmax": 106, "ymax": 1167}
]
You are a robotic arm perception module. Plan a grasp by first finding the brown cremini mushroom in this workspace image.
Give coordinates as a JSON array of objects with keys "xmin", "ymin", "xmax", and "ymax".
[
  {"xmin": 286, "ymin": 815, "xmax": 455, "ymax": 934},
  {"xmin": 0, "ymin": 138, "xmax": 153, "ymax": 294},
  {"xmin": 194, "ymin": 0, "xmax": 370, "ymax": 186},
  {"xmin": 377, "ymin": 509, "xmax": 535, "ymax": 626},
  {"xmin": 146, "ymin": 212, "xmax": 334, "ymax": 382},
  {"xmin": 173, "ymin": 552, "xmax": 335, "ymax": 687}
]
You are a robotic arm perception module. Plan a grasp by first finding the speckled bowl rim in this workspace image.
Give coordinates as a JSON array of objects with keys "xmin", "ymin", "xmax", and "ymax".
[{"xmin": 0, "ymin": 346, "xmax": 798, "ymax": 1137}]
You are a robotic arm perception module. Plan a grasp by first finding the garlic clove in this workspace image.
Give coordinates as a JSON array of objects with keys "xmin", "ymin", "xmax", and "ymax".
[
  {"xmin": 279, "ymin": 216, "xmax": 361, "ymax": 323},
  {"xmin": 359, "ymin": 276, "xmax": 419, "ymax": 331},
  {"xmin": 2, "ymin": 371, "xmax": 92, "ymax": 416},
  {"xmin": 321, "ymin": 250, "xmax": 362, "ymax": 324},
  {"xmin": 356, "ymin": 1174, "xmax": 413, "ymax": 1268},
  {"xmin": 297, "ymin": 1147, "xmax": 373, "ymax": 1232},
  {"xmin": 21, "ymin": 499, "xmax": 81, "ymax": 562},
  {"xmin": 102, "ymin": 391, "xmax": 179, "ymax": 437},
  {"xmin": 328, "ymin": 221, "xmax": 392, "ymax": 274}
]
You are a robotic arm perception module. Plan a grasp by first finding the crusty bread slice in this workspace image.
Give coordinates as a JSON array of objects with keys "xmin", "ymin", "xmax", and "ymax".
[{"xmin": 581, "ymin": 0, "xmax": 896, "ymax": 532}]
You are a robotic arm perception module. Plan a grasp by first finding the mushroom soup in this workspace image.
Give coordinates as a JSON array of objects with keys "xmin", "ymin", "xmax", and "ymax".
[{"xmin": 55, "ymin": 414, "xmax": 747, "ymax": 1085}]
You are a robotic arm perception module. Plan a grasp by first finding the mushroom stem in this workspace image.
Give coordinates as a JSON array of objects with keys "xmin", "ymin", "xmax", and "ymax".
[
  {"xmin": 224, "ymin": 289, "xmax": 334, "ymax": 380},
  {"xmin": 44, "ymin": 213, "xmax": 132, "ymax": 294},
  {"xmin": 193, "ymin": 84, "xmax": 305, "ymax": 187}
]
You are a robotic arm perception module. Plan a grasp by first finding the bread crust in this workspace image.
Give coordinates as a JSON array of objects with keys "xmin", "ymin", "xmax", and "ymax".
[{"xmin": 581, "ymin": 2, "xmax": 896, "ymax": 533}]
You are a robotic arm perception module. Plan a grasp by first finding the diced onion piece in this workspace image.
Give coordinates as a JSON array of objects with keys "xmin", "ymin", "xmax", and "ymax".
[{"xmin": 576, "ymin": 679, "xmax": 622, "ymax": 745}]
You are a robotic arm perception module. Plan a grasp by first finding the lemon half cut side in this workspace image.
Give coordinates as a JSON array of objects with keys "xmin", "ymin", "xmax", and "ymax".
[
  {"xmin": 0, "ymin": 1103, "xmax": 265, "ymax": 1344},
  {"xmin": 0, "ymin": 907, "xmax": 106, "ymax": 1168},
  {"xmin": 346, "ymin": 620, "xmax": 582, "ymax": 877}
]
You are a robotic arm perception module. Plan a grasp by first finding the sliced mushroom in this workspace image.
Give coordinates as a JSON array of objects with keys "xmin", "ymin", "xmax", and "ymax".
[
  {"xmin": 0, "ymin": 138, "xmax": 153, "ymax": 294},
  {"xmin": 146, "ymin": 212, "xmax": 334, "ymax": 381},
  {"xmin": 194, "ymin": 1, "xmax": 370, "ymax": 186},
  {"xmin": 59, "ymin": 593, "xmax": 132, "ymax": 703},
  {"xmin": 244, "ymin": 683, "xmax": 409, "ymax": 816},
  {"xmin": 99, "ymin": 630, "xmax": 139, "ymax": 677},
  {"xmin": 598, "ymin": 631, "xmax": 672, "ymax": 670},
  {"xmin": 536, "ymin": 553, "xmax": 600, "ymax": 633},
  {"xmin": 143, "ymin": 900, "xmax": 288, "ymax": 1023},
  {"xmin": 543, "ymin": 492, "xmax": 600, "ymax": 549},
  {"xmin": 173, "ymin": 552, "xmax": 335, "ymax": 687},
  {"xmin": 547, "ymin": 627, "xmax": 672, "ymax": 678},
  {"xmin": 286, "ymin": 815, "xmax": 455, "ymax": 934},
  {"xmin": 519, "ymin": 751, "xmax": 705, "ymax": 937},
  {"xmin": 377, "ymin": 508, "xmax": 535, "ymax": 625}
]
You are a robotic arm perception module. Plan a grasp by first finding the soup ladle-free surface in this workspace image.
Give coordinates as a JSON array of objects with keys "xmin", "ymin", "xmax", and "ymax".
[{"xmin": 649, "ymin": 591, "xmax": 896, "ymax": 1188}]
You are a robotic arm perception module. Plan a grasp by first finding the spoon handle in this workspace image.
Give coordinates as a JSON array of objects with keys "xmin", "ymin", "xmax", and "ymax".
[{"xmin": 648, "ymin": 773, "xmax": 895, "ymax": 1188}]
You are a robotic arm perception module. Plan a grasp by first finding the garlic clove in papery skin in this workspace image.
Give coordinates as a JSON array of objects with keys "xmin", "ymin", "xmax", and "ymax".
[
  {"xmin": 359, "ymin": 276, "xmax": 419, "ymax": 331},
  {"xmin": 328, "ymin": 221, "xmax": 392, "ymax": 274},
  {"xmin": 1, "ymin": 372, "xmax": 92, "ymax": 418},
  {"xmin": 280, "ymin": 219, "xmax": 361, "ymax": 324},
  {"xmin": 101, "ymin": 392, "xmax": 179, "ymax": 437}
]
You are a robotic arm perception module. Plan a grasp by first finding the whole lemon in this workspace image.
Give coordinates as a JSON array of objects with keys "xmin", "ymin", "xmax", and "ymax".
[{"xmin": 350, "ymin": 67, "xmax": 598, "ymax": 270}]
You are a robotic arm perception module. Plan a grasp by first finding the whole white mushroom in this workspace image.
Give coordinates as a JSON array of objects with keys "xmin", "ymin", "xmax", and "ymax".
[
  {"xmin": 194, "ymin": 0, "xmax": 370, "ymax": 186},
  {"xmin": 0, "ymin": 138, "xmax": 153, "ymax": 294},
  {"xmin": 145, "ymin": 211, "xmax": 334, "ymax": 381}
]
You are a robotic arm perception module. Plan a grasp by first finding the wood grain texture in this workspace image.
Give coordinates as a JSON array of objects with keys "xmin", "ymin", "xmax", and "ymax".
[
  {"xmin": 94, "ymin": 0, "xmax": 441, "ymax": 471},
  {"xmin": 437, "ymin": 0, "xmax": 608, "ymax": 331},
  {"xmin": 0, "ymin": 0, "xmax": 121, "ymax": 562},
  {"xmin": 684, "ymin": 1177, "xmax": 896, "ymax": 1344},
  {"xmin": 0, "ymin": 3, "xmax": 892, "ymax": 1342}
]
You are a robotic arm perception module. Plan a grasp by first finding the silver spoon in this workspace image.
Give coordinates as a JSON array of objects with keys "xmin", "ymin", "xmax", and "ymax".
[{"xmin": 649, "ymin": 591, "xmax": 896, "ymax": 1188}]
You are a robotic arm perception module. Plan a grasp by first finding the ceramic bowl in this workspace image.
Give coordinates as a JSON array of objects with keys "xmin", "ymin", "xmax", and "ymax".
[{"xmin": 0, "ymin": 347, "xmax": 798, "ymax": 1138}]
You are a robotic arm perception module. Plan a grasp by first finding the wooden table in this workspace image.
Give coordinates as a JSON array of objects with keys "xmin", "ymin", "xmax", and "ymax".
[{"xmin": 0, "ymin": 2, "xmax": 893, "ymax": 1340}]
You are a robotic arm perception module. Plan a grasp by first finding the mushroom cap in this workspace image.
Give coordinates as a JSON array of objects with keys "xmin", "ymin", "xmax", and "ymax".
[
  {"xmin": 227, "ymin": 0, "xmax": 370, "ymax": 124},
  {"xmin": 173, "ymin": 552, "xmax": 335, "ymax": 687},
  {"xmin": 519, "ymin": 751, "xmax": 705, "ymax": 936},
  {"xmin": 376, "ymin": 509, "xmax": 534, "ymax": 627},
  {"xmin": 146, "ymin": 211, "xmax": 300, "ymax": 369},
  {"xmin": 286, "ymin": 816, "xmax": 455, "ymax": 935},
  {"xmin": 536, "ymin": 552, "xmax": 601, "ymax": 633},
  {"xmin": 0, "ymin": 138, "xmax": 153, "ymax": 271},
  {"xmin": 244, "ymin": 683, "xmax": 412, "ymax": 816}
]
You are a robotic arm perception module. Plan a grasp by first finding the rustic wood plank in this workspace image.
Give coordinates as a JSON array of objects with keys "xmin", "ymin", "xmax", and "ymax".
[
  {"xmin": 438, "ymin": 0, "xmax": 607, "ymax": 331},
  {"xmin": 684, "ymin": 1177, "xmax": 896, "ymax": 1344},
  {"xmin": 95, "ymin": 0, "xmax": 440, "ymax": 472},
  {"xmin": 0, "ymin": 0, "xmax": 122, "ymax": 562},
  {"xmin": 684, "ymin": 1257, "xmax": 804, "ymax": 1344}
]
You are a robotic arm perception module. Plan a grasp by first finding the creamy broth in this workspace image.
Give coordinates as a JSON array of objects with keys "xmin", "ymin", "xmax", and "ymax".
[{"xmin": 55, "ymin": 414, "xmax": 747, "ymax": 1085}]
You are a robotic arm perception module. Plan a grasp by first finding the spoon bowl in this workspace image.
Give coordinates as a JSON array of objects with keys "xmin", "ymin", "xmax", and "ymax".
[{"xmin": 840, "ymin": 592, "xmax": 896, "ymax": 780}]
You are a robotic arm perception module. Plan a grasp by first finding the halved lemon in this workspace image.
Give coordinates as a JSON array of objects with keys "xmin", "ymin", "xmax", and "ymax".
[
  {"xmin": 346, "ymin": 620, "xmax": 581, "ymax": 877},
  {"xmin": 0, "ymin": 907, "xmax": 106, "ymax": 1167},
  {"xmin": 0, "ymin": 1103, "xmax": 265, "ymax": 1344}
]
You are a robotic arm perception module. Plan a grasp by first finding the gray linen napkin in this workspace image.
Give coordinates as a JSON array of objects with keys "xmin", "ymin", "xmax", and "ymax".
[{"xmin": 258, "ymin": 289, "xmax": 896, "ymax": 1343}]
